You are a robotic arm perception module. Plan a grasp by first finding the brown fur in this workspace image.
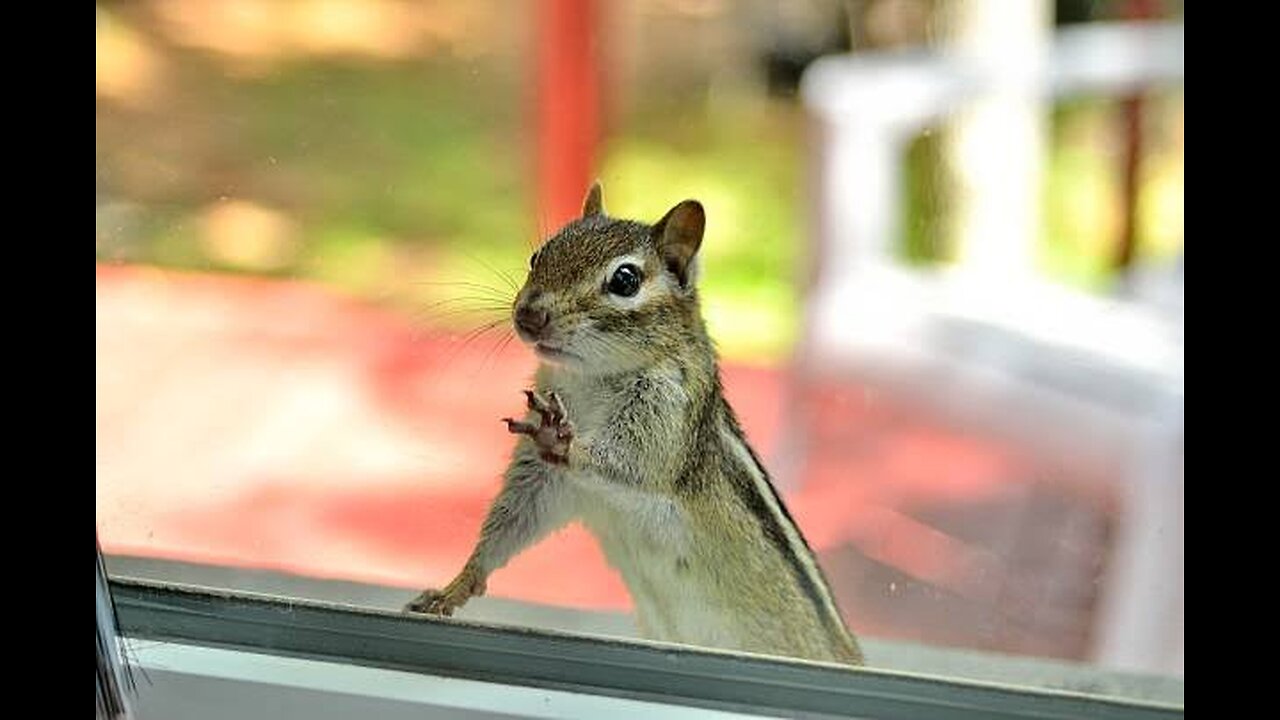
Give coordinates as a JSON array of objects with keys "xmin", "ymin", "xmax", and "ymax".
[{"xmin": 407, "ymin": 184, "xmax": 864, "ymax": 666}]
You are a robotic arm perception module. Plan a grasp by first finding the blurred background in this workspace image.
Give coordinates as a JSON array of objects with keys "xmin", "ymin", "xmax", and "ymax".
[{"xmin": 96, "ymin": 0, "xmax": 1183, "ymax": 680}]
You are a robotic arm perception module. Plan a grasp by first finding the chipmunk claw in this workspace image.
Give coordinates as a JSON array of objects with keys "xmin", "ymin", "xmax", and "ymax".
[
  {"xmin": 523, "ymin": 389, "xmax": 566, "ymax": 422},
  {"xmin": 548, "ymin": 392, "xmax": 567, "ymax": 421},
  {"xmin": 523, "ymin": 389, "xmax": 547, "ymax": 411},
  {"xmin": 508, "ymin": 389, "xmax": 573, "ymax": 464},
  {"xmin": 406, "ymin": 566, "xmax": 487, "ymax": 617},
  {"xmin": 502, "ymin": 418, "xmax": 538, "ymax": 435},
  {"xmin": 404, "ymin": 589, "xmax": 454, "ymax": 616}
]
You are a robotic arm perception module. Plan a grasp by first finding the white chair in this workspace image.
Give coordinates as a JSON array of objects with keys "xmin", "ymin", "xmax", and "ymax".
[{"xmin": 790, "ymin": 21, "xmax": 1183, "ymax": 675}]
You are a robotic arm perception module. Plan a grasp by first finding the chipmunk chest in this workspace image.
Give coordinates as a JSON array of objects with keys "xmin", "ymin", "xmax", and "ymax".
[
  {"xmin": 555, "ymin": 385, "xmax": 615, "ymax": 435},
  {"xmin": 550, "ymin": 368, "xmax": 686, "ymax": 439},
  {"xmin": 575, "ymin": 484, "xmax": 696, "ymax": 592},
  {"xmin": 576, "ymin": 488, "xmax": 734, "ymax": 645}
]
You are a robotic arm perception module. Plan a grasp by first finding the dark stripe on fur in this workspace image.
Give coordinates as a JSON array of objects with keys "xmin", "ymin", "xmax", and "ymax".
[{"xmin": 716, "ymin": 392, "xmax": 855, "ymax": 650}]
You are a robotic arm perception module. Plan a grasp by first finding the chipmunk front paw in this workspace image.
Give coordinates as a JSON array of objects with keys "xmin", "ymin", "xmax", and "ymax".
[
  {"xmin": 503, "ymin": 390, "xmax": 574, "ymax": 465},
  {"xmin": 404, "ymin": 588, "xmax": 455, "ymax": 616},
  {"xmin": 404, "ymin": 566, "xmax": 487, "ymax": 617}
]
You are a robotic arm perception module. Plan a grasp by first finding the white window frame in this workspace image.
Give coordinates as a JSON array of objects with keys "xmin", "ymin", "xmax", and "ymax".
[{"xmin": 111, "ymin": 574, "xmax": 1183, "ymax": 719}]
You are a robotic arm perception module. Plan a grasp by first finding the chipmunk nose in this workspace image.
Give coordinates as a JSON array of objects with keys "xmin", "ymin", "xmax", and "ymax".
[{"xmin": 514, "ymin": 304, "xmax": 550, "ymax": 339}]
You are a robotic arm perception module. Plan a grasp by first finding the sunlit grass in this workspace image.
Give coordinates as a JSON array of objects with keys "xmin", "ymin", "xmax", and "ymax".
[
  {"xmin": 147, "ymin": 0, "xmax": 491, "ymax": 63},
  {"xmin": 96, "ymin": 7, "xmax": 163, "ymax": 106}
]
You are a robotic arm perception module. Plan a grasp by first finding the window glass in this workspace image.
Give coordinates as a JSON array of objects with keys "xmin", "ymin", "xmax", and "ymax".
[{"xmin": 97, "ymin": 0, "xmax": 1183, "ymax": 701}]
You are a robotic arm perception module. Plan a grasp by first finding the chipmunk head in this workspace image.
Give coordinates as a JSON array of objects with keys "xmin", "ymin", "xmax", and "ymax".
[{"xmin": 513, "ymin": 181, "xmax": 708, "ymax": 374}]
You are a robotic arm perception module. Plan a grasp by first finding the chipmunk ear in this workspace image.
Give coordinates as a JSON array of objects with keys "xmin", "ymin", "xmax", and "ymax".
[
  {"xmin": 581, "ymin": 181, "xmax": 605, "ymax": 218},
  {"xmin": 651, "ymin": 200, "xmax": 704, "ymax": 288}
]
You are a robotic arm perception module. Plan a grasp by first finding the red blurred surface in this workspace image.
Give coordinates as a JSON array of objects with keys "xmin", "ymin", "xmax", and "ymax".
[{"xmin": 96, "ymin": 264, "xmax": 1110, "ymax": 654}]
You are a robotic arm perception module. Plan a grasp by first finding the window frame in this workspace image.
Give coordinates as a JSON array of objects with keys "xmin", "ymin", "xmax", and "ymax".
[{"xmin": 112, "ymin": 577, "xmax": 1183, "ymax": 720}]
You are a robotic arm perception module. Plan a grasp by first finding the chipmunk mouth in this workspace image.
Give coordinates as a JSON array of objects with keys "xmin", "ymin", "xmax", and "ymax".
[{"xmin": 533, "ymin": 342, "xmax": 581, "ymax": 363}]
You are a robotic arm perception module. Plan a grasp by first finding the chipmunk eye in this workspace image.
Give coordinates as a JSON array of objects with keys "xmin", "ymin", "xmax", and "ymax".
[
  {"xmin": 529, "ymin": 250, "xmax": 540, "ymax": 269},
  {"xmin": 607, "ymin": 263, "xmax": 643, "ymax": 297}
]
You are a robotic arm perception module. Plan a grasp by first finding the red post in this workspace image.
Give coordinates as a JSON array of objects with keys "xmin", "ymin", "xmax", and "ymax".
[{"xmin": 536, "ymin": 0, "xmax": 600, "ymax": 233}]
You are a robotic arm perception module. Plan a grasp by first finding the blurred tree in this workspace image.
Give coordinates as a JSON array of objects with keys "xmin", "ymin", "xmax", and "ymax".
[
  {"xmin": 1112, "ymin": 0, "xmax": 1157, "ymax": 281},
  {"xmin": 752, "ymin": 0, "xmax": 852, "ymax": 97}
]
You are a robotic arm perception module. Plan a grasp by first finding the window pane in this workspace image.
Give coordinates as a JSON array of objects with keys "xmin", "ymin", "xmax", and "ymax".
[{"xmin": 97, "ymin": 0, "xmax": 1182, "ymax": 704}]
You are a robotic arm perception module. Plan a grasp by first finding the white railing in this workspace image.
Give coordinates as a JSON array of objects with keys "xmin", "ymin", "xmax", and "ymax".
[{"xmin": 795, "ymin": 21, "xmax": 1183, "ymax": 675}]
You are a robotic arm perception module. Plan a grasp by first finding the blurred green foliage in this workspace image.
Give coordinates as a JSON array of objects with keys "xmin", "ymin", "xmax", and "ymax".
[
  {"xmin": 96, "ymin": 11, "xmax": 805, "ymax": 361},
  {"xmin": 97, "ymin": 5, "xmax": 1181, "ymax": 365},
  {"xmin": 599, "ymin": 100, "xmax": 803, "ymax": 362},
  {"xmin": 899, "ymin": 93, "xmax": 1184, "ymax": 294}
]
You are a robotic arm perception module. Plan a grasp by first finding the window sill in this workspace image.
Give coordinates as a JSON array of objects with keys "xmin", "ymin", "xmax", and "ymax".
[{"xmin": 110, "ymin": 569, "xmax": 1183, "ymax": 719}]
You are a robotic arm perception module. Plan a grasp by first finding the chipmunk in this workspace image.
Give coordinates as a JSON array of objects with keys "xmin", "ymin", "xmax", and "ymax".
[{"xmin": 405, "ymin": 182, "xmax": 864, "ymax": 665}]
